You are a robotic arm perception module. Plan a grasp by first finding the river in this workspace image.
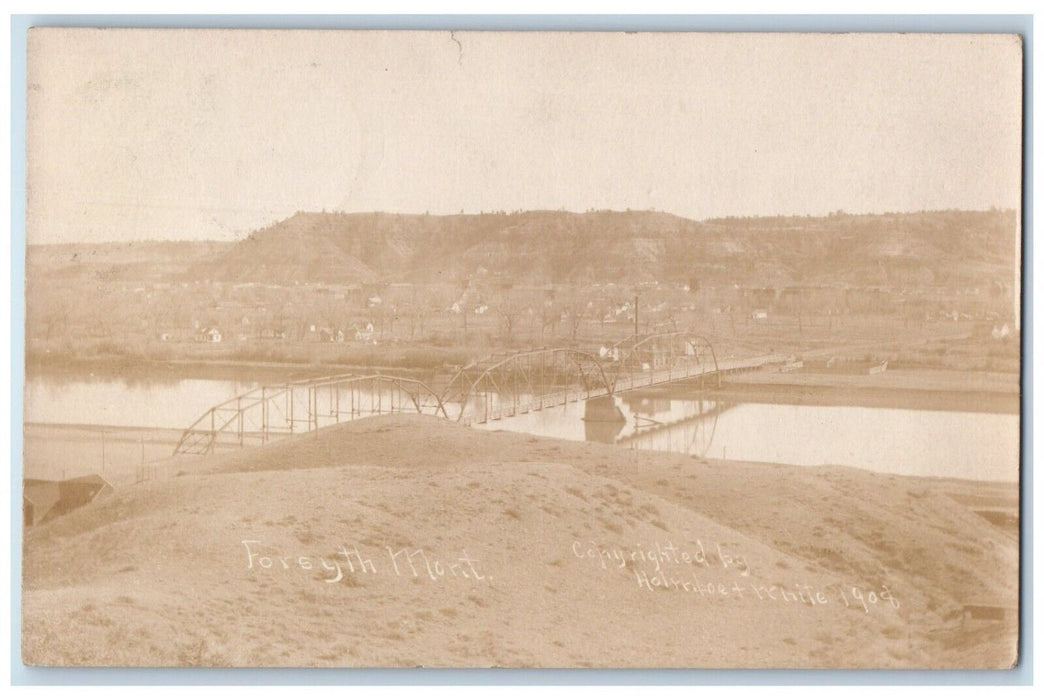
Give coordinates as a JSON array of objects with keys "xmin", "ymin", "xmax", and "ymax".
[{"xmin": 22, "ymin": 365, "xmax": 1020, "ymax": 484}]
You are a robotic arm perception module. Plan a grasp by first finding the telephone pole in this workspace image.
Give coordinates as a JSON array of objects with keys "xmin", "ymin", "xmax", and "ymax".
[{"xmin": 634, "ymin": 295, "xmax": 639, "ymax": 337}]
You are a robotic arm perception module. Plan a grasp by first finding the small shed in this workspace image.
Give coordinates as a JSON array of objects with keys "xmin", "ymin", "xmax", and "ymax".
[
  {"xmin": 198, "ymin": 327, "xmax": 222, "ymax": 343},
  {"xmin": 24, "ymin": 474, "xmax": 114, "ymax": 527},
  {"xmin": 23, "ymin": 480, "xmax": 61, "ymax": 527}
]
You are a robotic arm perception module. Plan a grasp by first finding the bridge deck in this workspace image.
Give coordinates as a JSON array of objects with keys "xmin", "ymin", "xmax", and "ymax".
[
  {"xmin": 474, "ymin": 353, "xmax": 783, "ymax": 424},
  {"xmin": 172, "ymin": 339, "xmax": 785, "ymax": 454}
]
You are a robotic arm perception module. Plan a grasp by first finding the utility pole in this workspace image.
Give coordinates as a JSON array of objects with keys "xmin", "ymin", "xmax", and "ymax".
[{"xmin": 634, "ymin": 295, "xmax": 639, "ymax": 338}]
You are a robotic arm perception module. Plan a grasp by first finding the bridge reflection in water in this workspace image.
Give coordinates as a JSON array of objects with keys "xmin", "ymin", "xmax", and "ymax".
[
  {"xmin": 612, "ymin": 393, "xmax": 735, "ymax": 458},
  {"xmin": 579, "ymin": 392, "xmax": 733, "ymax": 457}
]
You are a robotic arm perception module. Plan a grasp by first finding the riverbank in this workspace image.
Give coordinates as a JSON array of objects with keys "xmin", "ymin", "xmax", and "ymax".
[
  {"xmin": 704, "ymin": 367, "xmax": 1021, "ymax": 414},
  {"xmin": 23, "ymin": 414, "xmax": 1019, "ymax": 668},
  {"xmin": 22, "ymin": 423, "xmax": 184, "ymax": 486},
  {"xmin": 24, "ymin": 343, "xmax": 471, "ymax": 379},
  {"xmin": 24, "ymin": 353, "xmax": 433, "ymax": 384},
  {"xmin": 725, "ymin": 367, "xmax": 1020, "ymax": 394}
]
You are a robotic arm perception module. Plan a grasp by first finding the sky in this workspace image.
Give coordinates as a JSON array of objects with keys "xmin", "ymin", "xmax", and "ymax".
[{"xmin": 26, "ymin": 30, "xmax": 1023, "ymax": 243}]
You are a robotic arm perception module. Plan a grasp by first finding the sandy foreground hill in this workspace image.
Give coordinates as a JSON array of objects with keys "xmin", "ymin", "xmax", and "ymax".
[{"xmin": 22, "ymin": 415, "xmax": 1018, "ymax": 668}]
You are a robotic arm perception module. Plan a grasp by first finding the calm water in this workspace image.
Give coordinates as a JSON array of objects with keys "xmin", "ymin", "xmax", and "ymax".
[
  {"xmin": 24, "ymin": 370, "xmax": 1020, "ymax": 482},
  {"xmin": 474, "ymin": 392, "xmax": 1020, "ymax": 482},
  {"xmin": 24, "ymin": 373, "xmax": 263, "ymax": 429}
]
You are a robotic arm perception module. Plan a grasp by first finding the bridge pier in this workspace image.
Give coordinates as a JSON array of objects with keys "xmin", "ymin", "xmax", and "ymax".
[{"xmin": 583, "ymin": 394, "xmax": 625, "ymax": 423}]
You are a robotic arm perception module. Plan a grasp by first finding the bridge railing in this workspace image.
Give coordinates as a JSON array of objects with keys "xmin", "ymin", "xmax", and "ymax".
[
  {"xmin": 439, "ymin": 347, "xmax": 615, "ymax": 423},
  {"xmin": 173, "ymin": 333, "xmax": 783, "ymax": 454},
  {"xmin": 173, "ymin": 373, "xmax": 448, "ymax": 455}
]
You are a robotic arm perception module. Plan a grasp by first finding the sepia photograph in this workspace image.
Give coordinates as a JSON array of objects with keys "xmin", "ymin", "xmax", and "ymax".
[{"xmin": 20, "ymin": 28, "xmax": 1023, "ymax": 669}]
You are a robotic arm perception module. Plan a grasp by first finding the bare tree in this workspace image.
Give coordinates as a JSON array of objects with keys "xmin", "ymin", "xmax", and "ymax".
[
  {"xmin": 559, "ymin": 288, "xmax": 593, "ymax": 344},
  {"xmin": 493, "ymin": 288, "xmax": 531, "ymax": 344}
]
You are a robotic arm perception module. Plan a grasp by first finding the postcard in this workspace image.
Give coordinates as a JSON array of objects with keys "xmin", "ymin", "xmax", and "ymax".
[{"xmin": 22, "ymin": 29, "xmax": 1022, "ymax": 668}]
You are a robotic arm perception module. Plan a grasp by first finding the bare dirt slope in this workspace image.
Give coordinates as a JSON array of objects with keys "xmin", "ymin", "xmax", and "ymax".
[
  {"xmin": 23, "ymin": 415, "xmax": 1019, "ymax": 668},
  {"xmin": 197, "ymin": 209, "xmax": 1018, "ymax": 287}
]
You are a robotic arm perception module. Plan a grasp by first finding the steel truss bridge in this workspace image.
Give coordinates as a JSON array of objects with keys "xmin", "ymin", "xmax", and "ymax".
[{"xmin": 173, "ymin": 332, "xmax": 783, "ymax": 455}]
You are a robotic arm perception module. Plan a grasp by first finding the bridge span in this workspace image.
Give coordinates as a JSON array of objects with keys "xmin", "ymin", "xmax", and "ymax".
[{"xmin": 173, "ymin": 332, "xmax": 784, "ymax": 455}]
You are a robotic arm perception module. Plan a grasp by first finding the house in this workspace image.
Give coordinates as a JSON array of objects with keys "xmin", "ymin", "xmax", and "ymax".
[
  {"xmin": 751, "ymin": 309, "xmax": 769, "ymax": 321},
  {"xmin": 259, "ymin": 328, "xmax": 287, "ymax": 340},
  {"xmin": 354, "ymin": 322, "xmax": 375, "ymax": 342},
  {"xmin": 24, "ymin": 474, "xmax": 114, "ymax": 527},
  {"xmin": 319, "ymin": 327, "xmax": 345, "ymax": 343},
  {"xmin": 197, "ymin": 327, "xmax": 223, "ymax": 343}
]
